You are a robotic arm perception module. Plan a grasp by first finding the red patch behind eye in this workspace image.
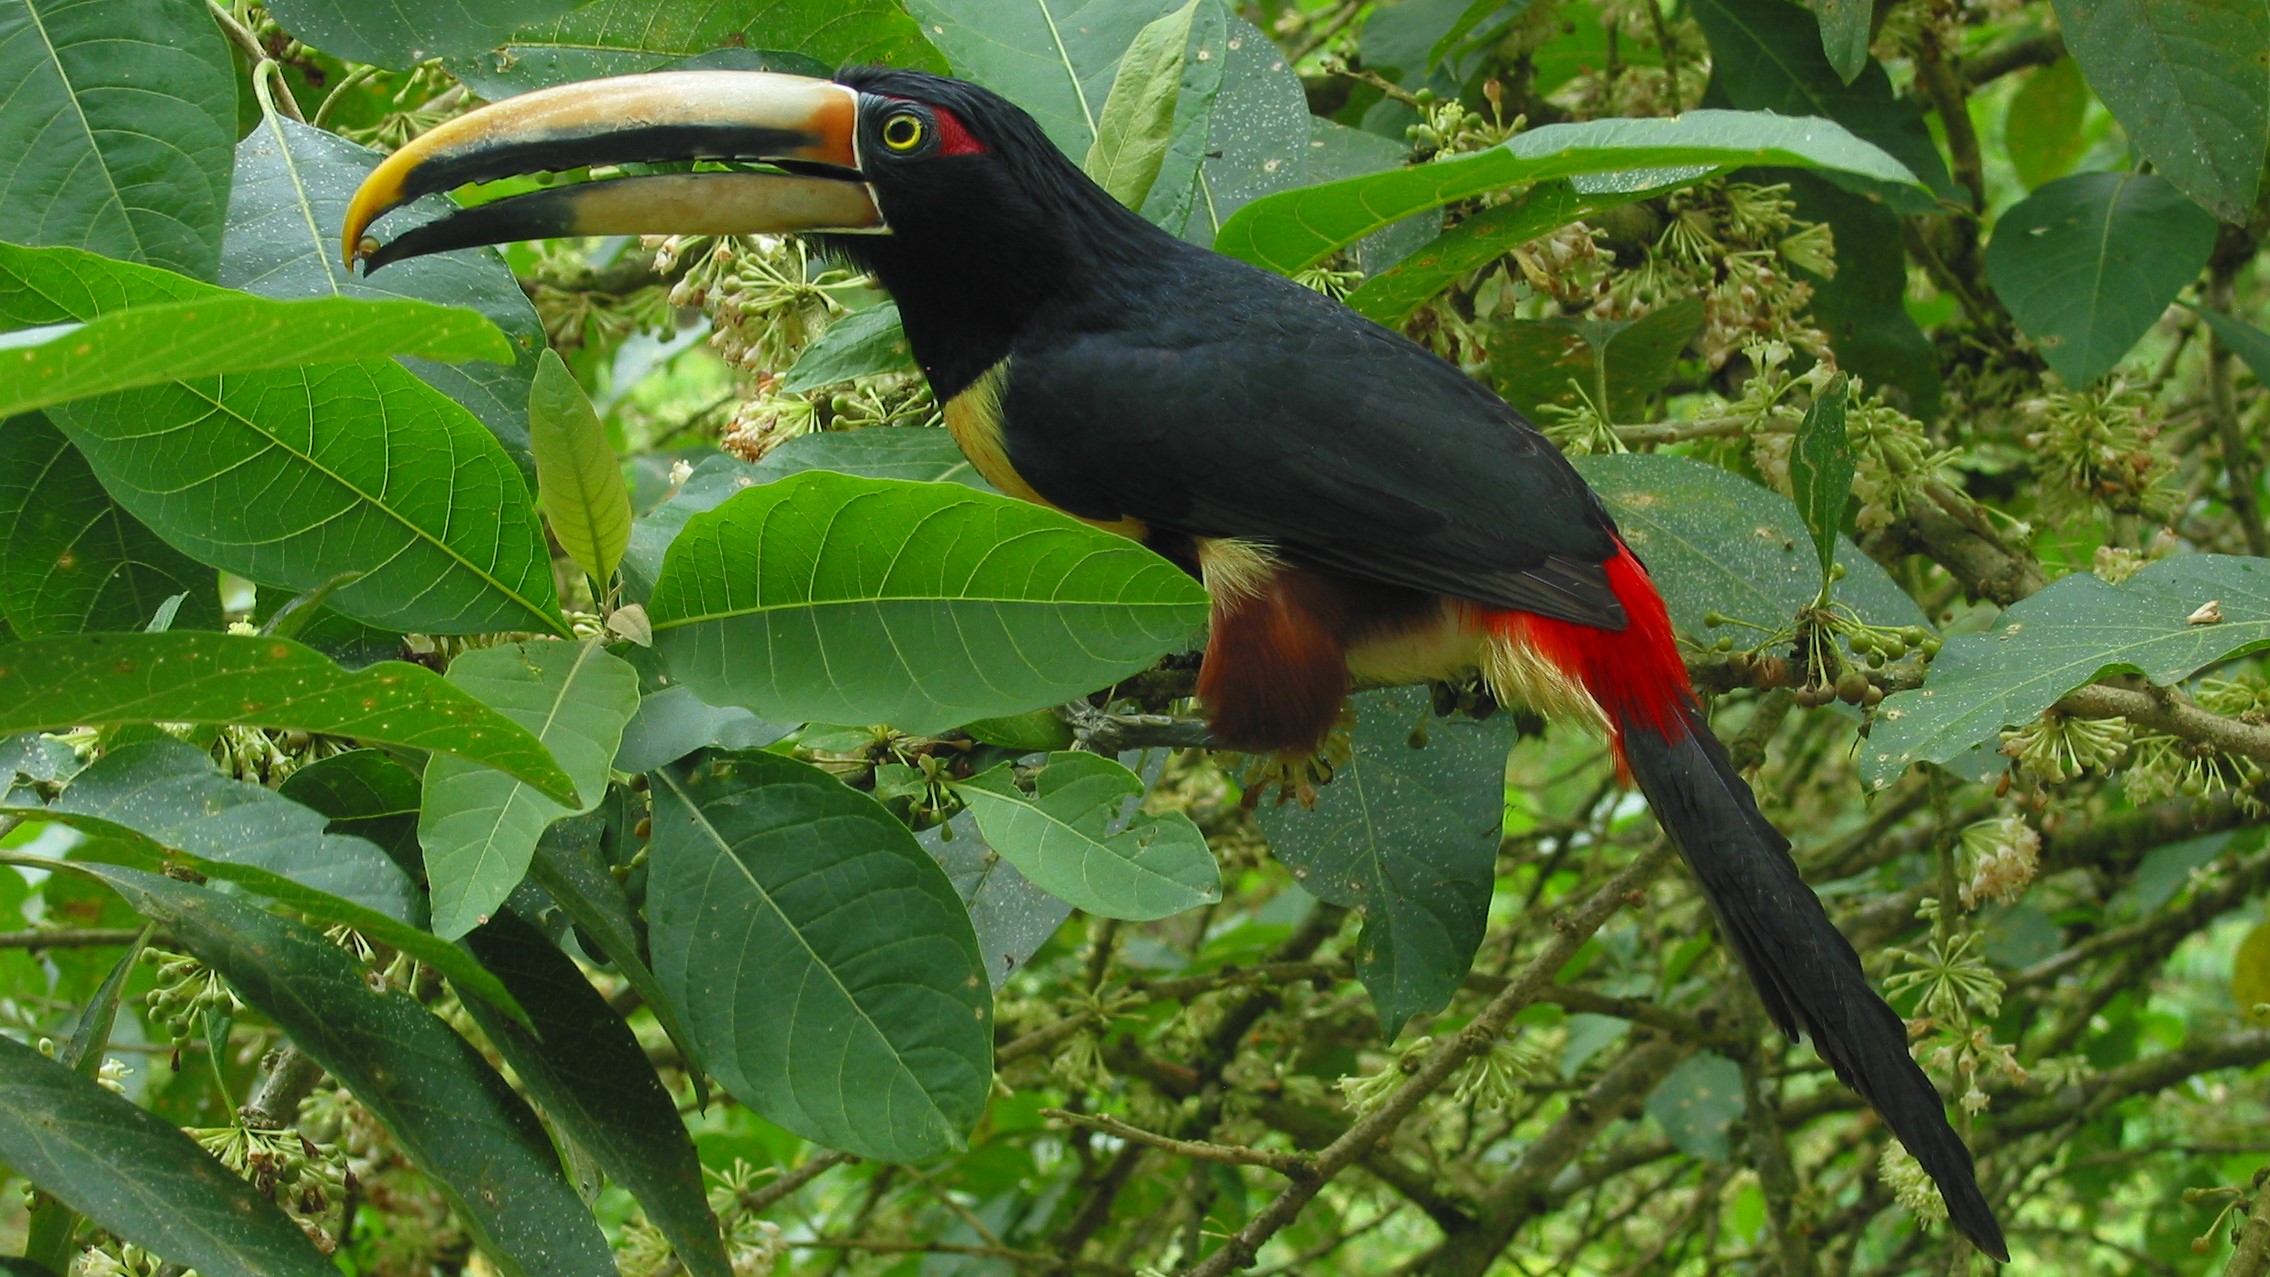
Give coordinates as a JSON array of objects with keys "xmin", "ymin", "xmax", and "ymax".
[{"xmin": 932, "ymin": 106, "xmax": 986, "ymax": 155}]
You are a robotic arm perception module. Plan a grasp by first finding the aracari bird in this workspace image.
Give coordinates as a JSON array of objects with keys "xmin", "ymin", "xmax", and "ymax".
[{"xmin": 342, "ymin": 68, "xmax": 2007, "ymax": 1259}]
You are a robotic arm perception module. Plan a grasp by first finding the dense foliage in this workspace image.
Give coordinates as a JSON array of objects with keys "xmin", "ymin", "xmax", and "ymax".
[{"xmin": 0, "ymin": 0, "xmax": 2268, "ymax": 1274}]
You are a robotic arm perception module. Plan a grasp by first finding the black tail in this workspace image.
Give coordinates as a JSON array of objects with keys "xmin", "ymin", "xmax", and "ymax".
[{"xmin": 1620, "ymin": 700, "xmax": 2008, "ymax": 1262}]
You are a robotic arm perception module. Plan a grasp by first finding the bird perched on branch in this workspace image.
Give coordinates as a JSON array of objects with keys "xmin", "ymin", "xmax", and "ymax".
[{"xmin": 344, "ymin": 67, "xmax": 2007, "ymax": 1259}]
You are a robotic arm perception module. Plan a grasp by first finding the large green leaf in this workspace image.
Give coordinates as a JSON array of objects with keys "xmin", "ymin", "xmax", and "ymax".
[
  {"xmin": 648, "ymin": 750, "xmax": 992, "ymax": 1161},
  {"xmin": 1788, "ymin": 375, "xmax": 1853, "ymax": 589},
  {"xmin": 3, "ymin": 761, "xmax": 525, "ymax": 1026},
  {"xmin": 1646, "ymin": 1052, "xmax": 1743, "ymax": 1160},
  {"xmin": 916, "ymin": 811, "xmax": 1074, "ymax": 988},
  {"xmin": 906, "ymin": 0, "xmax": 1239, "ymax": 238},
  {"xmin": 1866, "ymin": 555, "xmax": 2270, "ymax": 788},
  {"xmin": 279, "ymin": 748, "xmax": 423, "ymax": 875},
  {"xmin": 647, "ymin": 472, "xmax": 1207, "ymax": 735},
  {"xmin": 460, "ymin": 911, "xmax": 730, "ymax": 1277},
  {"xmin": 51, "ymin": 739, "xmax": 414, "ymax": 923},
  {"xmin": 1779, "ymin": 169, "xmax": 1943, "ymax": 416},
  {"xmin": 1, "ymin": 244, "xmax": 566, "ymax": 636},
  {"xmin": 952, "ymin": 751, "xmax": 1220, "ymax": 921},
  {"xmin": 1255, "ymin": 685, "xmax": 1517, "ymax": 1039},
  {"xmin": 1084, "ymin": 0, "xmax": 1207, "ymax": 210},
  {"xmin": 0, "ymin": 1034, "xmax": 334, "ymax": 1277},
  {"xmin": 0, "ymin": 414, "xmax": 217, "ymax": 637},
  {"xmin": 528, "ymin": 352, "xmax": 631, "ymax": 585},
  {"xmin": 1984, "ymin": 171, "xmax": 2220, "ymax": 387},
  {"xmin": 1572, "ymin": 453, "xmax": 1929, "ymax": 637},
  {"xmin": 780, "ymin": 303, "xmax": 917, "ymax": 392},
  {"xmin": 526, "ymin": 810, "xmax": 712, "ymax": 1083},
  {"xmin": 1490, "ymin": 297, "xmax": 1705, "ymax": 425},
  {"xmin": 1812, "ymin": 0, "xmax": 1871, "ymax": 84},
  {"xmin": 1347, "ymin": 182, "xmax": 1632, "ymax": 325},
  {"xmin": 220, "ymin": 115, "xmax": 547, "ymax": 466},
  {"xmin": 78, "ymin": 863, "xmax": 616, "ymax": 1277},
  {"xmin": 614, "ymin": 686, "xmax": 786, "ymax": 773},
  {"xmin": 420, "ymin": 640, "xmax": 639, "ymax": 939},
  {"xmin": 1691, "ymin": 0, "xmax": 1955, "ymax": 213},
  {"xmin": 0, "ymin": 0, "xmax": 236, "ymax": 280},
  {"xmin": 2051, "ymin": 0, "xmax": 2270, "ymax": 223},
  {"xmin": 449, "ymin": 0, "xmax": 944, "ymax": 98},
  {"xmin": 20, "ymin": 935, "xmax": 146, "ymax": 1274},
  {"xmin": 2005, "ymin": 58, "xmax": 2094, "ymax": 191},
  {"xmin": 266, "ymin": 0, "xmax": 579, "ymax": 69},
  {"xmin": 1215, "ymin": 111, "xmax": 1927, "ymax": 275},
  {"xmin": 1179, "ymin": 15, "xmax": 1313, "ymax": 244},
  {"xmin": 0, "ymin": 293, "xmax": 511, "ymax": 420},
  {"xmin": 0, "ymin": 631, "xmax": 577, "ymax": 805}
]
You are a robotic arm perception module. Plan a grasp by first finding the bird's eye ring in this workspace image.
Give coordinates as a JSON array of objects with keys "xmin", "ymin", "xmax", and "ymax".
[{"xmin": 881, "ymin": 112, "xmax": 926, "ymax": 151}]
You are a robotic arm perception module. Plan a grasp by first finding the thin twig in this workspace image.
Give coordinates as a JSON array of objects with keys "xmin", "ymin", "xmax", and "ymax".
[
  {"xmin": 1044, "ymin": 1109, "xmax": 1316, "ymax": 1177},
  {"xmin": 206, "ymin": 2, "xmax": 305, "ymax": 123},
  {"xmin": 0, "ymin": 928, "xmax": 149, "ymax": 950},
  {"xmin": 735, "ymin": 1150, "xmax": 857, "ymax": 1215}
]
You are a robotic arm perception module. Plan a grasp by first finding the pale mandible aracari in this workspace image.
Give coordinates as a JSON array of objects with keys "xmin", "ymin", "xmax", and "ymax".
[{"xmin": 342, "ymin": 67, "xmax": 2007, "ymax": 1259}]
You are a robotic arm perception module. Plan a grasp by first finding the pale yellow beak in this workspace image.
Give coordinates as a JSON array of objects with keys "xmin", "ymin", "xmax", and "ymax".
[{"xmin": 342, "ymin": 71, "xmax": 884, "ymax": 274}]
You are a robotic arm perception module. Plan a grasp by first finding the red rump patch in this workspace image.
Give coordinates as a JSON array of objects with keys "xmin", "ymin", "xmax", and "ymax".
[
  {"xmin": 1485, "ymin": 541, "xmax": 1693, "ymax": 760},
  {"xmin": 933, "ymin": 106, "xmax": 985, "ymax": 155}
]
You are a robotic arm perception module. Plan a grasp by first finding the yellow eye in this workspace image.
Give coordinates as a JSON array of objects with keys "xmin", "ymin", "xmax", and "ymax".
[{"xmin": 881, "ymin": 113, "xmax": 926, "ymax": 151}]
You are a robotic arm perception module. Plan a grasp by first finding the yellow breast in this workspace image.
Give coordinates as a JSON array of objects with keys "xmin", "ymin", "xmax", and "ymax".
[{"xmin": 942, "ymin": 359, "xmax": 1146, "ymax": 540}]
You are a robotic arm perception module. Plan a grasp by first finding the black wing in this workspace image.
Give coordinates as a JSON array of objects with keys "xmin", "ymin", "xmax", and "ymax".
[{"xmin": 999, "ymin": 263, "xmax": 1626, "ymax": 629}]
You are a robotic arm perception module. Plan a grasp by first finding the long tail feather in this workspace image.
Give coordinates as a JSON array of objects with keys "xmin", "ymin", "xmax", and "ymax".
[{"xmin": 1620, "ymin": 702, "xmax": 2009, "ymax": 1261}]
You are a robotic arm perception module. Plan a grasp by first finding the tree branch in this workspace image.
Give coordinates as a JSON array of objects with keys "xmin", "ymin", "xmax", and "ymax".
[
  {"xmin": 1180, "ymin": 842, "xmax": 1676, "ymax": 1277},
  {"xmin": 1043, "ymin": 1110, "xmax": 1315, "ymax": 1177}
]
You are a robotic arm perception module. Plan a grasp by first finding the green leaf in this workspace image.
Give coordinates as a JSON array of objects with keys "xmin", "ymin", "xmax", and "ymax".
[
  {"xmin": 449, "ymin": 0, "xmax": 945, "ymax": 98},
  {"xmin": 780, "ymin": 303, "xmax": 916, "ymax": 393},
  {"xmin": 648, "ymin": 751, "xmax": 992, "ymax": 1162},
  {"xmin": 279, "ymin": 748, "xmax": 423, "ymax": 876},
  {"xmin": 0, "ymin": 293, "xmax": 510, "ymax": 420},
  {"xmin": 1214, "ymin": 110, "xmax": 1927, "ymax": 275},
  {"xmin": 2004, "ymin": 58, "xmax": 2094, "ymax": 191},
  {"xmin": 615, "ymin": 685, "xmax": 786, "ymax": 774},
  {"xmin": 221, "ymin": 114, "xmax": 548, "ymax": 468},
  {"xmin": 49, "ymin": 738, "xmax": 415, "ymax": 923},
  {"xmin": 1084, "ymin": 0, "xmax": 1205, "ymax": 210},
  {"xmin": 1812, "ymin": 0, "xmax": 1871, "ymax": 84},
  {"xmin": 1646, "ymin": 1052, "xmax": 1744, "ymax": 1161},
  {"xmin": 1180, "ymin": 15, "xmax": 1310, "ymax": 243},
  {"xmin": 4, "ymin": 786, "xmax": 527, "ymax": 1029},
  {"xmin": 952, "ymin": 751, "xmax": 1220, "ymax": 921},
  {"xmin": 960, "ymin": 709, "xmax": 1077, "ymax": 753},
  {"xmin": 1866, "ymin": 555, "xmax": 2270, "ymax": 788},
  {"xmin": 0, "ymin": 414, "xmax": 218, "ymax": 637},
  {"xmin": 527, "ymin": 810, "xmax": 712, "ymax": 1085},
  {"xmin": 1572, "ymin": 453, "xmax": 1929, "ymax": 638},
  {"xmin": 1984, "ymin": 171, "xmax": 2219, "ymax": 387},
  {"xmin": 906, "ymin": 0, "xmax": 1169, "ymax": 156},
  {"xmin": 1490, "ymin": 297, "xmax": 1705, "ymax": 424},
  {"xmin": 460, "ymin": 911, "xmax": 731, "ymax": 1277},
  {"xmin": 2051, "ymin": 0, "xmax": 2270, "ymax": 222},
  {"xmin": 647, "ymin": 472, "xmax": 1207, "ymax": 735},
  {"xmin": 916, "ymin": 811, "xmax": 1074, "ymax": 987},
  {"xmin": 1693, "ymin": 0, "xmax": 1955, "ymax": 213},
  {"xmin": 529, "ymin": 352, "xmax": 631, "ymax": 585},
  {"xmin": 1779, "ymin": 170, "xmax": 1942, "ymax": 417},
  {"xmin": 22, "ymin": 933, "xmax": 147, "ymax": 1274},
  {"xmin": 420, "ymin": 640, "xmax": 640, "ymax": 940},
  {"xmin": 0, "ymin": 631, "xmax": 578, "ymax": 805},
  {"xmin": 2190, "ymin": 305, "xmax": 2270, "ymax": 387},
  {"xmin": 265, "ymin": 0, "xmax": 579, "ymax": 69},
  {"xmin": 76, "ymin": 863, "xmax": 616, "ymax": 1277},
  {"xmin": 0, "ymin": 243, "xmax": 566, "ymax": 636},
  {"xmin": 1429, "ymin": 0, "xmax": 1536, "ymax": 66},
  {"xmin": 1255, "ymin": 686, "xmax": 1517, "ymax": 1039},
  {"xmin": 1788, "ymin": 374, "xmax": 1853, "ymax": 587},
  {"xmin": 0, "ymin": 0, "xmax": 235, "ymax": 280},
  {"xmin": 0, "ymin": 1033, "xmax": 335, "ymax": 1277},
  {"xmin": 1347, "ymin": 182, "xmax": 1633, "ymax": 325}
]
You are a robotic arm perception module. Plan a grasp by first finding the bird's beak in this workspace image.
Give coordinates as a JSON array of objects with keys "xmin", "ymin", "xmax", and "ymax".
[{"xmin": 341, "ymin": 71, "xmax": 883, "ymax": 274}]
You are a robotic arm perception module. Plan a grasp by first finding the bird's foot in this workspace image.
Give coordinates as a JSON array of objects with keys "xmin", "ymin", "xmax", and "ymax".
[{"xmin": 1239, "ymin": 706, "xmax": 1356, "ymax": 810}]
